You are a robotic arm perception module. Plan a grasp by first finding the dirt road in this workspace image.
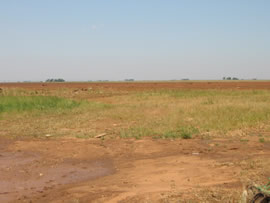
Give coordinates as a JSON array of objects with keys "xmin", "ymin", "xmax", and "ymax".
[{"xmin": 1, "ymin": 136, "xmax": 269, "ymax": 202}]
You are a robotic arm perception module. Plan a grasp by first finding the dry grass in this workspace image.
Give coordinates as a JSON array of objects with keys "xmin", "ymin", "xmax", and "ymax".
[{"xmin": 1, "ymin": 87, "xmax": 270, "ymax": 139}]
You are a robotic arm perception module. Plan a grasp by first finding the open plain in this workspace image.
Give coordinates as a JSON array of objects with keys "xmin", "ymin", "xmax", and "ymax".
[{"xmin": 1, "ymin": 81, "xmax": 270, "ymax": 202}]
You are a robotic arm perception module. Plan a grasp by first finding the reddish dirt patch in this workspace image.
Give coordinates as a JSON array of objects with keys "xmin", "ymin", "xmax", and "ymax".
[
  {"xmin": 1, "ymin": 81, "xmax": 270, "ymax": 91},
  {"xmin": 0, "ymin": 137, "xmax": 269, "ymax": 202}
]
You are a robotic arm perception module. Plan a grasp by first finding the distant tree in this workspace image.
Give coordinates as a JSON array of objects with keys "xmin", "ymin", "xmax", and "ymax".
[
  {"xmin": 222, "ymin": 77, "xmax": 226, "ymax": 80},
  {"xmin": 232, "ymin": 77, "xmax": 239, "ymax": 80},
  {"xmin": 56, "ymin": 78, "xmax": 65, "ymax": 82},
  {"xmin": 125, "ymin": 79, "xmax": 135, "ymax": 82},
  {"xmin": 45, "ymin": 78, "xmax": 65, "ymax": 82},
  {"xmin": 226, "ymin": 77, "xmax": 231, "ymax": 80}
]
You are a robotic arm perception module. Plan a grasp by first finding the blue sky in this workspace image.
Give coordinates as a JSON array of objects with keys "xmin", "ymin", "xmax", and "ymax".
[{"xmin": 0, "ymin": 0, "xmax": 270, "ymax": 81}]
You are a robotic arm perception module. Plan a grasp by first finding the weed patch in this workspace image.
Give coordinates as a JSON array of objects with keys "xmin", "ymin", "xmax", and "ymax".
[
  {"xmin": 259, "ymin": 138, "xmax": 265, "ymax": 143},
  {"xmin": 161, "ymin": 126, "xmax": 198, "ymax": 139},
  {"xmin": 0, "ymin": 96, "xmax": 81, "ymax": 113}
]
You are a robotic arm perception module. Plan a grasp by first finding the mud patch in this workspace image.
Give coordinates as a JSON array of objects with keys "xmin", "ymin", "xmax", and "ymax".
[
  {"xmin": 0, "ymin": 151, "xmax": 114, "ymax": 202},
  {"xmin": 0, "ymin": 151, "xmax": 39, "ymax": 169},
  {"xmin": 0, "ymin": 137, "xmax": 270, "ymax": 202}
]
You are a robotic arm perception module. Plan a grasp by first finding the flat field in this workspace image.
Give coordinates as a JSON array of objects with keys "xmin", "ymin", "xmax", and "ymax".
[{"xmin": 0, "ymin": 81, "xmax": 270, "ymax": 202}]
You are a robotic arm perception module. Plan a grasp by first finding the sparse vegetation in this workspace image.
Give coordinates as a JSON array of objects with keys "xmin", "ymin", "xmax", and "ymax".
[
  {"xmin": 1, "ymin": 85, "xmax": 270, "ymax": 138},
  {"xmin": 259, "ymin": 137, "xmax": 265, "ymax": 143}
]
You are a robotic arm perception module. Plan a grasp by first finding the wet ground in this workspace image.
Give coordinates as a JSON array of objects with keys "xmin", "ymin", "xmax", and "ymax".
[{"xmin": 0, "ymin": 136, "xmax": 269, "ymax": 202}]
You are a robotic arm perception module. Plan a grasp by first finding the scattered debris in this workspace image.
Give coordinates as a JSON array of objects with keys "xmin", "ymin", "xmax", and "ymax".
[{"xmin": 95, "ymin": 133, "xmax": 107, "ymax": 138}]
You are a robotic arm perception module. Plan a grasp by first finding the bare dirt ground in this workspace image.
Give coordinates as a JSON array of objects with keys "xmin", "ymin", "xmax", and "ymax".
[
  {"xmin": 1, "ymin": 81, "xmax": 270, "ymax": 91},
  {"xmin": 1, "ymin": 136, "xmax": 270, "ymax": 203}
]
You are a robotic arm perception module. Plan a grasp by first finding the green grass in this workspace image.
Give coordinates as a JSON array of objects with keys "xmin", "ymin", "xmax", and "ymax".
[
  {"xmin": 259, "ymin": 138, "xmax": 265, "ymax": 143},
  {"xmin": 0, "ymin": 96, "xmax": 81, "ymax": 113},
  {"xmin": 1, "ymin": 88, "xmax": 270, "ymax": 139}
]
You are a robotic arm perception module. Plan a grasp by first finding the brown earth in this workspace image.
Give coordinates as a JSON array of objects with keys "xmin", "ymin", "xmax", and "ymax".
[
  {"xmin": 1, "ymin": 136, "xmax": 270, "ymax": 203},
  {"xmin": 1, "ymin": 81, "xmax": 270, "ymax": 91},
  {"xmin": 1, "ymin": 82, "xmax": 270, "ymax": 202}
]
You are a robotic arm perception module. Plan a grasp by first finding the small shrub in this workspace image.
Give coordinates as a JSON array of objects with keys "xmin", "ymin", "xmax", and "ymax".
[
  {"xmin": 259, "ymin": 138, "xmax": 265, "ymax": 143},
  {"xmin": 181, "ymin": 132, "xmax": 192, "ymax": 139},
  {"xmin": 162, "ymin": 126, "xmax": 198, "ymax": 139}
]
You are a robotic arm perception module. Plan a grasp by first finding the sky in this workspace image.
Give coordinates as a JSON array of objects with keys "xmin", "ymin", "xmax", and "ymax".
[{"xmin": 0, "ymin": 0, "xmax": 270, "ymax": 81}]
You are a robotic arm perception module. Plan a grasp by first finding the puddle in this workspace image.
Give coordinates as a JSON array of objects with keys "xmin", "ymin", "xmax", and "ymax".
[
  {"xmin": 0, "ymin": 152, "xmax": 114, "ymax": 202},
  {"xmin": 0, "ymin": 151, "xmax": 39, "ymax": 169}
]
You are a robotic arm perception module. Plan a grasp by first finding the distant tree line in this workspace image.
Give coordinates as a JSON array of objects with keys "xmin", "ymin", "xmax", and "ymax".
[
  {"xmin": 124, "ymin": 79, "xmax": 135, "ymax": 82},
  {"xmin": 45, "ymin": 78, "xmax": 65, "ymax": 82},
  {"xmin": 223, "ymin": 77, "xmax": 239, "ymax": 80}
]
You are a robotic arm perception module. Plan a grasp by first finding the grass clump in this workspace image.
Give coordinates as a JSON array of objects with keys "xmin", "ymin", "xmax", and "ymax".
[
  {"xmin": 0, "ymin": 96, "xmax": 81, "ymax": 113},
  {"xmin": 259, "ymin": 138, "xmax": 265, "ymax": 143},
  {"xmin": 162, "ymin": 126, "xmax": 198, "ymax": 139}
]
